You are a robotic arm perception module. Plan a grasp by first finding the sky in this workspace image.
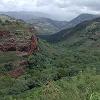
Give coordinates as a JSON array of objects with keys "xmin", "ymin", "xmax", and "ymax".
[{"xmin": 0, "ymin": 0, "xmax": 100, "ymax": 21}]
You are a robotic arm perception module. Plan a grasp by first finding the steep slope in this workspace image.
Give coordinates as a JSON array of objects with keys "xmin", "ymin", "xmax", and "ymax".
[
  {"xmin": 0, "ymin": 14, "xmax": 39, "ymax": 77},
  {"xmin": 65, "ymin": 13, "xmax": 100, "ymax": 29},
  {"xmin": 18, "ymin": 13, "xmax": 100, "ymax": 35},
  {"xmin": 1, "ymin": 12, "xmax": 99, "ymax": 35},
  {"xmin": 40, "ymin": 17, "xmax": 100, "ymax": 44},
  {"xmin": 0, "ymin": 12, "xmax": 68, "ymax": 35}
]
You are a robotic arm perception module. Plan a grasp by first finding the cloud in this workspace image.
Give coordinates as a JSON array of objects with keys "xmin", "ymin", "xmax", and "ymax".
[{"xmin": 0, "ymin": 0, "xmax": 100, "ymax": 20}]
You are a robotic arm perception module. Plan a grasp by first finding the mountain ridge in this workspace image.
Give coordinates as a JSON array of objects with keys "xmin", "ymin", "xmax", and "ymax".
[
  {"xmin": 39, "ymin": 17, "xmax": 100, "ymax": 43},
  {"xmin": 0, "ymin": 12, "xmax": 99, "ymax": 35}
]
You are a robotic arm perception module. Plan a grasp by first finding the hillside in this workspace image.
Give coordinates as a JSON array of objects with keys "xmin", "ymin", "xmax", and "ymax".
[
  {"xmin": 61, "ymin": 18, "xmax": 100, "ymax": 49},
  {"xmin": 21, "ymin": 13, "xmax": 100, "ymax": 35},
  {"xmin": 40, "ymin": 17, "xmax": 100, "ymax": 43},
  {"xmin": 0, "ymin": 12, "xmax": 99, "ymax": 35},
  {"xmin": 0, "ymin": 12, "xmax": 68, "ymax": 35},
  {"xmin": 0, "ymin": 14, "xmax": 65, "ymax": 99},
  {"xmin": 0, "ymin": 14, "xmax": 39, "ymax": 77},
  {"xmin": 65, "ymin": 14, "xmax": 100, "ymax": 29},
  {"xmin": 27, "ymin": 17, "xmax": 68, "ymax": 35},
  {"xmin": 0, "ymin": 14, "xmax": 100, "ymax": 100}
]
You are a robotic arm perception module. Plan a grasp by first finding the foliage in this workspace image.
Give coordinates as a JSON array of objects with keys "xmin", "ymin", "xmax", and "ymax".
[{"xmin": 0, "ymin": 16, "xmax": 100, "ymax": 100}]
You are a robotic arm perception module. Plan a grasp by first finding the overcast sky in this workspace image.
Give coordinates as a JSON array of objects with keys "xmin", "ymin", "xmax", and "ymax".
[{"xmin": 0, "ymin": 0, "xmax": 100, "ymax": 21}]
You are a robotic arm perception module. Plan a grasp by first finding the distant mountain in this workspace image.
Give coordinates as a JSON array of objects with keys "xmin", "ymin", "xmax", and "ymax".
[
  {"xmin": 0, "ymin": 12, "xmax": 68, "ymax": 35},
  {"xmin": 0, "ymin": 12, "xmax": 99, "ymax": 35},
  {"xmin": 39, "ymin": 17, "xmax": 100, "ymax": 46},
  {"xmin": 0, "ymin": 12, "xmax": 51, "ymax": 21},
  {"xmin": 34, "ymin": 13, "xmax": 100, "ymax": 35},
  {"xmin": 0, "ymin": 14, "xmax": 17, "ymax": 22},
  {"xmin": 27, "ymin": 17, "xmax": 68, "ymax": 35},
  {"xmin": 24, "ymin": 13, "xmax": 100, "ymax": 34},
  {"xmin": 64, "ymin": 14, "xmax": 100, "ymax": 29}
]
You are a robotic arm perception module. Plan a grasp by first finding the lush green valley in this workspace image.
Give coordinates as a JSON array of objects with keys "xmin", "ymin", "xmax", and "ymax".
[
  {"xmin": 0, "ymin": 14, "xmax": 100, "ymax": 100},
  {"xmin": 1, "ymin": 41, "xmax": 100, "ymax": 100}
]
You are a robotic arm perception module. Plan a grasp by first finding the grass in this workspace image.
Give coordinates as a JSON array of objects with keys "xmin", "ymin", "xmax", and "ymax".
[
  {"xmin": 2, "ymin": 74, "xmax": 100, "ymax": 100},
  {"xmin": 0, "ymin": 51, "xmax": 20, "ymax": 65}
]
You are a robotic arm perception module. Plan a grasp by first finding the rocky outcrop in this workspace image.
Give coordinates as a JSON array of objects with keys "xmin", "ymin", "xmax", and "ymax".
[
  {"xmin": 0, "ymin": 31, "xmax": 16, "ymax": 52},
  {"xmin": 0, "ymin": 30, "xmax": 39, "ymax": 54},
  {"xmin": 0, "ymin": 27, "xmax": 39, "ymax": 78},
  {"xmin": 0, "ymin": 42, "xmax": 16, "ymax": 52},
  {"xmin": 0, "ymin": 31, "xmax": 10, "ymax": 37},
  {"xmin": 28, "ymin": 35, "xmax": 39, "ymax": 55},
  {"xmin": 16, "ymin": 35, "xmax": 39, "ymax": 56},
  {"xmin": 0, "ymin": 39, "xmax": 16, "ymax": 52}
]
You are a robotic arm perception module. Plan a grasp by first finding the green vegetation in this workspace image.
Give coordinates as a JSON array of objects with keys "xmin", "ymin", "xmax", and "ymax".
[
  {"xmin": 0, "ymin": 39, "xmax": 100, "ymax": 100},
  {"xmin": 0, "ymin": 15, "xmax": 100, "ymax": 100},
  {"xmin": 0, "ymin": 52, "xmax": 20, "ymax": 64},
  {"xmin": 0, "ymin": 70, "xmax": 100, "ymax": 100}
]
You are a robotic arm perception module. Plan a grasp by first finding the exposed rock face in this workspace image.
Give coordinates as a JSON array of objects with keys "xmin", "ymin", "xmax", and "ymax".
[
  {"xmin": 29, "ymin": 35, "xmax": 39, "ymax": 55},
  {"xmin": 0, "ymin": 28, "xmax": 39, "ymax": 78},
  {"xmin": 17, "ymin": 45, "xmax": 29, "ymax": 53},
  {"xmin": 16, "ymin": 35, "xmax": 39, "ymax": 56},
  {"xmin": 0, "ymin": 31, "xmax": 10, "ymax": 37},
  {"xmin": 0, "ymin": 42, "xmax": 16, "ymax": 52},
  {"xmin": 0, "ymin": 30, "xmax": 38, "ymax": 54},
  {"xmin": 0, "ymin": 31, "xmax": 16, "ymax": 52}
]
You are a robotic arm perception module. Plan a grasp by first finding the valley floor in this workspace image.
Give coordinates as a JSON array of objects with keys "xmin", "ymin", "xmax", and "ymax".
[{"xmin": 0, "ymin": 40, "xmax": 100, "ymax": 100}]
